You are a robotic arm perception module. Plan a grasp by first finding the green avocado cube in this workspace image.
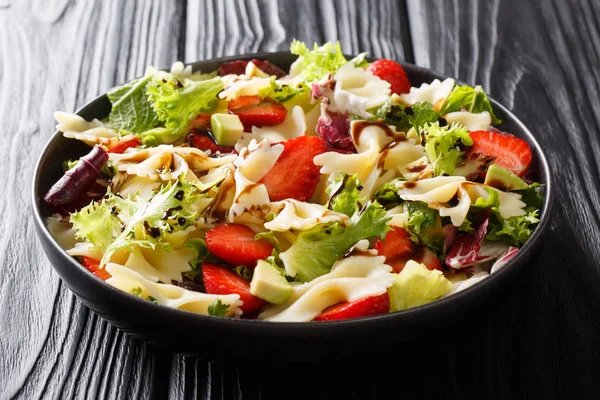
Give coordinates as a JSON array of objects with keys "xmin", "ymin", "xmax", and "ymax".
[
  {"xmin": 484, "ymin": 164, "xmax": 529, "ymax": 191},
  {"xmin": 210, "ymin": 114, "xmax": 244, "ymax": 146},
  {"xmin": 250, "ymin": 260, "xmax": 293, "ymax": 305}
]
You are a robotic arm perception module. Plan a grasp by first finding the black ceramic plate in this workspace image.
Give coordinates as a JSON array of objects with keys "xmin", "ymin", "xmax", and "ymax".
[{"xmin": 32, "ymin": 52, "xmax": 552, "ymax": 366}]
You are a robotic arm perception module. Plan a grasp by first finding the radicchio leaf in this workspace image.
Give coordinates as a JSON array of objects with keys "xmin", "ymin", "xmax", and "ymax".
[
  {"xmin": 445, "ymin": 219, "xmax": 508, "ymax": 269},
  {"xmin": 44, "ymin": 145, "xmax": 108, "ymax": 207},
  {"xmin": 316, "ymin": 110, "xmax": 355, "ymax": 153},
  {"xmin": 443, "ymin": 224, "xmax": 458, "ymax": 254},
  {"xmin": 490, "ymin": 246, "xmax": 519, "ymax": 274}
]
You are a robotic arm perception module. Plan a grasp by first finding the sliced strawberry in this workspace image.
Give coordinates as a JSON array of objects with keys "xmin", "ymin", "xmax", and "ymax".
[
  {"xmin": 205, "ymin": 223, "xmax": 274, "ymax": 268},
  {"xmin": 467, "ymin": 130, "xmax": 533, "ymax": 177},
  {"xmin": 202, "ymin": 263, "xmax": 265, "ymax": 314},
  {"xmin": 188, "ymin": 113, "xmax": 212, "ymax": 130},
  {"xmin": 218, "ymin": 60, "xmax": 249, "ymax": 76},
  {"xmin": 251, "ymin": 59, "xmax": 287, "ymax": 78},
  {"xmin": 228, "ymin": 95, "xmax": 288, "ymax": 132},
  {"xmin": 411, "ymin": 246, "xmax": 444, "ymax": 272},
  {"xmin": 81, "ymin": 256, "xmax": 111, "ymax": 280},
  {"xmin": 314, "ymin": 293, "xmax": 390, "ymax": 322},
  {"xmin": 258, "ymin": 136, "xmax": 329, "ymax": 202},
  {"xmin": 366, "ymin": 59, "xmax": 411, "ymax": 95},
  {"xmin": 186, "ymin": 130, "xmax": 235, "ymax": 154},
  {"xmin": 106, "ymin": 137, "xmax": 141, "ymax": 154},
  {"xmin": 373, "ymin": 227, "xmax": 415, "ymax": 273}
]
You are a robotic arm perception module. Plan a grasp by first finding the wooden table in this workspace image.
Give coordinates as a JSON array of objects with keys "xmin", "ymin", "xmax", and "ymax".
[{"xmin": 3, "ymin": 0, "xmax": 600, "ymax": 398}]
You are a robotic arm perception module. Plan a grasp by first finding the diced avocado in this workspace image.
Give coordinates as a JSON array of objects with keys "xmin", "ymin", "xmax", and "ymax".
[
  {"xmin": 210, "ymin": 114, "xmax": 244, "ymax": 146},
  {"xmin": 484, "ymin": 164, "xmax": 528, "ymax": 191},
  {"xmin": 282, "ymin": 90, "xmax": 315, "ymax": 113},
  {"xmin": 250, "ymin": 260, "xmax": 293, "ymax": 305}
]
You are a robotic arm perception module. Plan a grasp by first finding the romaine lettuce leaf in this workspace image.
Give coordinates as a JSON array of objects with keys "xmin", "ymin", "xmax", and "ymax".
[
  {"xmin": 388, "ymin": 260, "xmax": 451, "ymax": 311},
  {"xmin": 440, "ymin": 84, "xmax": 501, "ymax": 124},
  {"xmin": 289, "ymin": 40, "xmax": 347, "ymax": 82},
  {"xmin": 282, "ymin": 201, "xmax": 391, "ymax": 282},
  {"xmin": 423, "ymin": 122, "xmax": 473, "ymax": 176},
  {"xmin": 107, "ymin": 75, "xmax": 160, "ymax": 133}
]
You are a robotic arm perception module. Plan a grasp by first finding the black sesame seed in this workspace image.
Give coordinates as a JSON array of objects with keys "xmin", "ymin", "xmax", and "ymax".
[{"xmin": 174, "ymin": 190, "xmax": 184, "ymax": 201}]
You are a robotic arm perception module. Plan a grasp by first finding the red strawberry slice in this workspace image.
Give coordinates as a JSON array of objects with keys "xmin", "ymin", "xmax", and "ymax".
[
  {"xmin": 373, "ymin": 227, "xmax": 443, "ymax": 272},
  {"xmin": 228, "ymin": 95, "xmax": 288, "ymax": 132},
  {"xmin": 251, "ymin": 59, "xmax": 287, "ymax": 78},
  {"xmin": 81, "ymin": 256, "xmax": 111, "ymax": 280},
  {"xmin": 202, "ymin": 262, "xmax": 265, "ymax": 314},
  {"xmin": 258, "ymin": 135, "xmax": 329, "ymax": 202},
  {"xmin": 218, "ymin": 60, "xmax": 249, "ymax": 76},
  {"xmin": 186, "ymin": 130, "xmax": 235, "ymax": 154},
  {"xmin": 373, "ymin": 227, "xmax": 415, "ymax": 273},
  {"xmin": 411, "ymin": 246, "xmax": 444, "ymax": 272},
  {"xmin": 366, "ymin": 59, "xmax": 411, "ymax": 95},
  {"xmin": 467, "ymin": 130, "xmax": 532, "ymax": 177},
  {"xmin": 106, "ymin": 137, "xmax": 141, "ymax": 154},
  {"xmin": 314, "ymin": 293, "xmax": 390, "ymax": 321},
  {"xmin": 205, "ymin": 223, "xmax": 274, "ymax": 268},
  {"xmin": 188, "ymin": 113, "xmax": 212, "ymax": 130}
]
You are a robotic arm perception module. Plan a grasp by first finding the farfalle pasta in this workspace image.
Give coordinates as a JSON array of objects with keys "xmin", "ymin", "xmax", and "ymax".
[{"xmin": 43, "ymin": 40, "xmax": 543, "ymax": 322}]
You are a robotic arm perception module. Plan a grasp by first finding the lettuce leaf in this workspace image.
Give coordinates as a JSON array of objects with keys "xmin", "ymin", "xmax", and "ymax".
[
  {"xmin": 257, "ymin": 76, "xmax": 307, "ymax": 103},
  {"xmin": 107, "ymin": 75, "xmax": 160, "ymax": 133},
  {"xmin": 408, "ymin": 102, "xmax": 442, "ymax": 132},
  {"xmin": 373, "ymin": 178, "xmax": 404, "ymax": 209},
  {"xmin": 405, "ymin": 201, "xmax": 444, "ymax": 254},
  {"xmin": 70, "ymin": 200, "xmax": 122, "ymax": 252},
  {"xmin": 146, "ymin": 74, "xmax": 223, "ymax": 136},
  {"xmin": 289, "ymin": 40, "xmax": 347, "ymax": 81},
  {"xmin": 326, "ymin": 173, "xmax": 364, "ymax": 217},
  {"xmin": 486, "ymin": 210, "xmax": 540, "ymax": 247},
  {"xmin": 282, "ymin": 201, "xmax": 391, "ymax": 282},
  {"xmin": 423, "ymin": 122, "xmax": 473, "ymax": 176},
  {"xmin": 373, "ymin": 97, "xmax": 412, "ymax": 131},
  {"xmin": 440, "ymin": 84, "xmax": 501, "ymax": 124},
  {"xmin": 388, "ymin": 260, "xmax": 451, "ymax": 311},
  {"xmin": 70, "ymin": 177, "xmax": 201, "ymax": 267}
]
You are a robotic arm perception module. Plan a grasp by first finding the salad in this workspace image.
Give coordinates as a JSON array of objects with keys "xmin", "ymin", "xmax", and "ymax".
[{"xmin": 44, "ymin": 41, "xmax": 543, "ymax": 322}]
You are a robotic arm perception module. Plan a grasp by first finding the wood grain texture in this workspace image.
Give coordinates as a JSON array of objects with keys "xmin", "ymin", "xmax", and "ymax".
[
  {"xmin": 406, "ymin": 0, "xmax": 600, "ymax": 398},
  {"xmin": 0, "ymin": 1, "xmax": 185, "ymax": 399},
  {"xmin": 3, "ymin": 0, "xmax": 600, "ymax": 399}
]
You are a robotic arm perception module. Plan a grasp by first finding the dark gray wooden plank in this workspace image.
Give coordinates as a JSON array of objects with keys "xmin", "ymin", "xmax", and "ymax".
[
  {"xmin": 0, "ymin": 1, "xmax": 185, "ymax": 399},
  {"xmin": 184, "ymin": 0, "xmax": 412, "ymax": 63},
  {"xmin": 406, "ymin": 0, "xmax": 600, "ymax": 398}
]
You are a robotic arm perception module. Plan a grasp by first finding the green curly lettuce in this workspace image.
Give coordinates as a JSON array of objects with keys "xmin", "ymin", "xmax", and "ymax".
[
  {"xmin": 423, "ymin": 122, "xmax": 474, "ymax": 176},
  {"xmin": 107, "ymin": 75, "xmax": 160, "ymax": 133},
  {"xmin": 289, "ymin": 40, "xmax": 347, "ymax": 81},
  {"xmin": 146, "ymin": 74, "xmax": 223, "ymax": 137},
  {"xmin": 326, "ymin": 173, "xmax": 364, "ymax": 217}
]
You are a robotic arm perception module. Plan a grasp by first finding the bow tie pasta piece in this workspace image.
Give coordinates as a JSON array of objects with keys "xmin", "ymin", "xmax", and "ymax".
[
  {"xmin": 105, "ymin": 263, "xmax": 243, "ymax": 316},
  {"xmin": 327, "ymin": 62, "xmax": 391, "ymax": 118},
  {"xmin": 55, "ymin": 111, "xmax": 127, "ymax": 147},
  {"xmin": 111, "ymin": 174, "xmax": 162, "ymax": 199},
  {"xmin": 259, "ymin": 248, "xmax": 394, "ymax": 322},
  {"xmin": 122, "ymin": 245, "xmax": 195, "ymax": 284},
  {"xmin": 265, "ymin": 200, "xmax": 349, "ymax": 232},
  {"xmin": 218, "ymin": 76, "xmax": 272, "ymax": 100},
  {"xmin": 235, "ymin": 106, "xmax": 309, "ymax": 151},
  {"xmin": 234, "ymin": 139, "xmax": 284, "ymax": 182},
  {"xmin": 444, "ymin": 111, "xmax": 492, "ymax": 132},
  {"xmin": 227, "ymin": 168, "xmax": 271, "ymax": 223},
  {"xmin": 109, "ymin": 145, "xmax": 236, "ymax": 181},
  {"xmin": 399, "ymin": 78, "xmax": 455, "ymax": 110}
]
